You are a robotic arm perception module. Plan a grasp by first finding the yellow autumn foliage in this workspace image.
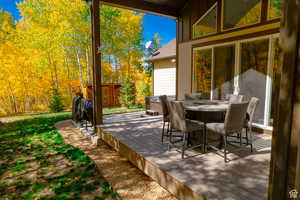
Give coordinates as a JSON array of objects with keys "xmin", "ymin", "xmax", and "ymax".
[{"xmin": 0, "ymin": 1, "xmax": 152, "ymax": 114}]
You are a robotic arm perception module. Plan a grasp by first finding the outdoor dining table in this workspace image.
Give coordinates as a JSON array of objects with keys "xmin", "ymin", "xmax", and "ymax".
[
  {"xmin": 183, "ymin": 100, "xmax": 229, "ymax": 124},
  {"xmin": 182, "ymin": 99, "xmax": 229, "ymax": 147},
  {"xmin": 183, "ymin": 100, "xmax": 229, "ymax": 113}
]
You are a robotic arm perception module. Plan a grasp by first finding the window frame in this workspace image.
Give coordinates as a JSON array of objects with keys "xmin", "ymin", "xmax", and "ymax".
[{"xmin": 192, "ymin": 2, "xmax": 218, "ymax": 39}]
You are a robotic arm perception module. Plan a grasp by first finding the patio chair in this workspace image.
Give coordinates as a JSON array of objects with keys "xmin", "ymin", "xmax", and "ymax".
[
  {"xmin": 206, "ymin": 102, "xmax": 249, "ymax": 162},
  {"xmin": 168, "ymin": 101, "xmax": 205, "ymax": 159},
  {"xmin": 159, "ymin": 95, "xmax": 171, "ymax": 143},
  {"xmin": 244, "ymin": 97, "xmax": 260, "ymax": 152},
  {"xmin": 226, "ymin": 94, "xmax": 244, "ymax": 103}
]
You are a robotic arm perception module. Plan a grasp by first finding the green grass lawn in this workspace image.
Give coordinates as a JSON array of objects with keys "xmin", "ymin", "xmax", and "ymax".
[
  {"xmin": 103, "ymin": 106, "xmax": 144, "ymax": 115},
  {"xmin": 0, "ymin": 112, "xmax": 117, "ymax": 200},
  {"xmin": 0, "ymin": 106, "xmax": 144, "ymax": 123}
]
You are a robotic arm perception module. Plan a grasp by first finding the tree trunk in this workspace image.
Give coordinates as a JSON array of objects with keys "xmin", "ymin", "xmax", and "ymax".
[
  {"xmin": 86, "ymin": 48, "xmax": 91, "ymax": 85},
  {"xmin": 127, "ymin": 55, "xmax": 131, "ymax": 77},
  {"xmin": 53, "ymin": 60, "xmax": 59, "ymax": 88},
  {"xmin": 7, "ymin": 81, "xmax": 17, "ymax": 113},
  {"xmin": 65, "ymin": 58, "xmax": 73, "ymax": 102},
  {"xmin": 48, "ymin": 52, "xmax": 56, "ymax": 87},
  {"xmin": 76, "ymin": 50, "xmax": 83, "ymax": 88},
  {"xmin": 115, "ymin": 57, "xmax": 119, "ymax": 83}
]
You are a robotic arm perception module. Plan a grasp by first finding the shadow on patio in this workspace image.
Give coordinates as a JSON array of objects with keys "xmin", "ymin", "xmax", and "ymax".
[{"xmin": 98, "ymin": 112, "xmax": 271, "ymax": 200}]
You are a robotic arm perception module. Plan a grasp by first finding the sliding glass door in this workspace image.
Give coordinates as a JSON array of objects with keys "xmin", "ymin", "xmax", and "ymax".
[
  {"xmin": 193, "ymin": 48, "xmax": 212, "ymax": 96},
  {"xmin": 213, "ymin": 45, "xmax": 236, "ymax": 99},
  {"xmin": 239, "ymin": 39, "xmax": 269, "ymax": 124},
  {"xmin": 192, "ymin": 34, "xmax": 280, "ymax": 128}
]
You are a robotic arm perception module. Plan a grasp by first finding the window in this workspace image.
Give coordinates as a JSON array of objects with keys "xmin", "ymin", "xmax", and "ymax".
[
  {"xmin": 268, "ymin": 0, "xmax": 283, "ymax": 19},
  {"xmin": 222, "ymin": 0, "xmax": 262, "ymax": 30},
  {"xmin": 193, "ymin": 4, "xmax": 217, "ymax": 38},
  {"xmin": 239, "ymin": 39, "xmax": 269, "ymax": 124},
  {"xmin": 193, "ymin": 48, "xmax": 212, "ymax": 95},
  {"xmin": 192, "ymin": 35, "xmax": 280, "ymax": 128},
  {"xmin": 213, "ymin": 45, "xmax": 236, "ymax": 99}
]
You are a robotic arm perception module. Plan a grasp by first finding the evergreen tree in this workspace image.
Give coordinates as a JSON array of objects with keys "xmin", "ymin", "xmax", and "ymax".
[
  {"xmin": 146, "ymin": 33, "xmax": 162, "ymax": 56},
  {"xmin": 119, "ymin": 76, "xmax": 136, "ymax": 108},
  {"xmin": 140, "ymin": 84, "xmax": 151, "ymax": 99},
  {"xmin": 144, "ymin": 33, "xmax": 162, "ymax": 74},
  {"xmin": 48, "ymin": 87, "xmax": 65, "ymax": 112}
]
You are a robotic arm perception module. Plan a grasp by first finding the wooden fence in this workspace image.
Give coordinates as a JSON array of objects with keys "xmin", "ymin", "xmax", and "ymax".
[{"xmin": 83, "ymin": 84, "xmax": 121, "ymax": 107}]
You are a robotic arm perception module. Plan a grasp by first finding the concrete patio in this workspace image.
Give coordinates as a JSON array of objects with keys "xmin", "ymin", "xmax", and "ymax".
[{"xmin": 98, "ymin": 112, "xmax": 271, "ymax": 200}]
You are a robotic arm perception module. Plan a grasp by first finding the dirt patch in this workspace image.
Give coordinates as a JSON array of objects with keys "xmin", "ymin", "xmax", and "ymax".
[{"xmin": 55, "ymin": 120, "xmax": 177, "ymax": 200}]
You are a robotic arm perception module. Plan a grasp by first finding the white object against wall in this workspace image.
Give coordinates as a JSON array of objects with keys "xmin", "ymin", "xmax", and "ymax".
[{"xmin": 153, "ymin": 67, "xmax": 176, "ymax": 96}]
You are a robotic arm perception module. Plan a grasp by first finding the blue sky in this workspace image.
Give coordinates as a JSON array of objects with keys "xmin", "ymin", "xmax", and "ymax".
[
  {"xmin": 0, "ymin": 0, "xmax": 22, "ymax": 20},
  {"xmin": 142, "ymin": 14, "xmax": 175, "ymax": 45},
  {"xmin": 0, "ymin": 0, "xmax": 176, "ymax": 45}
]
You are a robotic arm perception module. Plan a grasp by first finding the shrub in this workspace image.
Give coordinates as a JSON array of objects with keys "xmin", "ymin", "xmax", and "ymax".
[
  {"xmin": 48, "ymin": 87, "xmax": 65, "ymax": 112},
  {"xmin": 119, "ymin": 76, "xmax": 136, "ymax": 108},
  {"xmin": 137, "ymin": 83, "xmax": 151, "ymax": 105}
]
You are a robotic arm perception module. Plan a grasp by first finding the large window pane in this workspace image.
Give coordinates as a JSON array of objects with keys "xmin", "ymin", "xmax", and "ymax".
[
  {"xmin": 193, "ymin": 48, "xmax": 212, "ymax": 95},
  {"xmin": 268, "ymin": 0, "xmax": 283, "ymax": 19},
  {"xmin": 213, "ymin": 45, "xmax": 235, "ymax": 99},
  {"xmin": 223, "ymin": 0, "xmax": 262, "ymax": 30},
  {"xmin": 239, "ymin": 39, "xmax": 269, "ymax": 124},
  {"xmin": 193, "ymin": 4, "xmax": 217, "ymax": 38}
]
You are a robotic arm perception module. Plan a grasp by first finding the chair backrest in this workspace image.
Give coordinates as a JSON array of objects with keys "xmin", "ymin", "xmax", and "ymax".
[
  {"xmin": 159, "ymin": 95, "xmax": 170, "ymax": 118},
  {"xmin": 247, "ymin": 97, "xmax": 260, "ymax": 126},
  {"xmin": 226, "ymin": 94, "xmax": 244, "ymax": 103},
  {"xmin": 224, "ymin": 101, "xmax": 249, "ymax": 134},
  {"xmin": 169, "ymin": 101, "xmax": 186, "ymax": 131}
]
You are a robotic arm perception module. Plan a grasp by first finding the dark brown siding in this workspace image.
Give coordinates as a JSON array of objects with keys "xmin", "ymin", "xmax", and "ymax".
[
  {"xmin": 180, "ymin": 12, "xmax": 191, "ymax": 42},
  {"xmin": 177, "ymin": 17, "xmax": 183, "ymax": 42}
]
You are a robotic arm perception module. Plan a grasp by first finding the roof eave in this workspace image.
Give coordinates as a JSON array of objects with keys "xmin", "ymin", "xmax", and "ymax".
[
  {"xmin": 100, "ymin": 0, "xmax": 179, "ymax": 19},
  {"xmin": 145, "ymin": 55, "xmax": 176, "ymax": 62}
]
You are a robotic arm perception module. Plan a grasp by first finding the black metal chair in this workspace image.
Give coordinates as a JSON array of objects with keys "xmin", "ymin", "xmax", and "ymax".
[
  {"xmin": 168, "ymin": 101, "xmax": 205, "ymax": 159},
  {"xmin": 206, "ymin": 102, "xmax": 249, "ymax": 162},
  {"xmin": 159, "ymin": 95, "xmax": 171, "ymax": 143}
]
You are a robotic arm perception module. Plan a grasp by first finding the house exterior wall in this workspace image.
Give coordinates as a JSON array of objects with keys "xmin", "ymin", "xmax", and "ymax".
[
  {"xmin": 178, "ymin": 43, "xmax": 192, "ymax": 100},
  {"xmin": 153, "ymin": 58, "xmax": 176, "ymax": 96}
]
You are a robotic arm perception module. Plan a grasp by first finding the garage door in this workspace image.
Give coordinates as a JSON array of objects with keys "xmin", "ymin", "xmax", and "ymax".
[{"xmin": 153, "ymin": 67, "xmax": 176, "ymax": 96}]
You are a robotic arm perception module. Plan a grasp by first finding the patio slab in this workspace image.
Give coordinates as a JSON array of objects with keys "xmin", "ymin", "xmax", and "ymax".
[{"xmin": 98, "ymin": 112, "xmax": 271, "ymax": 200}]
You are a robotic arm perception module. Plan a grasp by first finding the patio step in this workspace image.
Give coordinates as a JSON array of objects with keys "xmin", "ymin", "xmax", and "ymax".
[{"xmin": 145, "ymin": 109, "xmax": 159, "ymax": 116}]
